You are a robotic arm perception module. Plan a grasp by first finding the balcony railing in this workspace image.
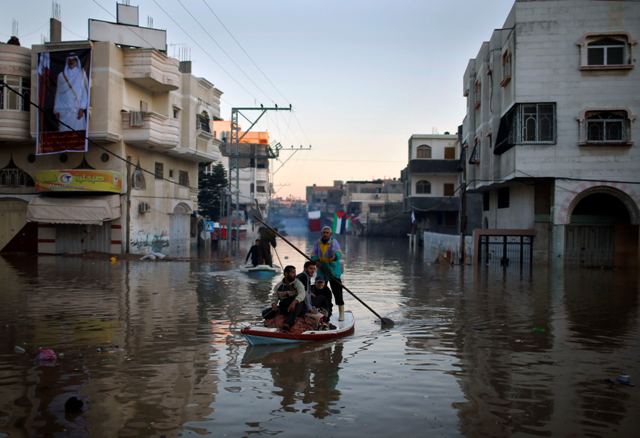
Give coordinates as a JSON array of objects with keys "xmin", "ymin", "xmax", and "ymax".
[
  {"xmin": 122, "ymin": 111, "xmax": 179, "ymax": 150},
  {"xmin": 123, "ymin": 49, "xmax": 180, "ymax": 92}
]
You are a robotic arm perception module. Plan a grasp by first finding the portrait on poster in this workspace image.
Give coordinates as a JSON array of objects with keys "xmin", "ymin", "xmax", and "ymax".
[{"xmin": 36, "ymin": 47, "xmax": 92, "ymax": 155}]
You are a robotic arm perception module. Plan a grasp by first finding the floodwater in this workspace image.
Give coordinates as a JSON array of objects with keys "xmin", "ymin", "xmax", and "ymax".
[{"xmin": 0, "ymin": 231, "xmax": 639, "ymax": 437}]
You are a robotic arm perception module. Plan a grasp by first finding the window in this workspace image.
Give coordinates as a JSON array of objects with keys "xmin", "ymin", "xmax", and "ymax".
[
  {"xmin": 501, "ymin": 50, "xmax": 512, "ymax": 86},
  {"xmin": 178, "ymin": 170, "xmax": 189, "ymax": 187},
  {"xmin": 172, "ymin": 106, "xmax": 180, "ymax": 119},
  {"xmin": 497, "ymin": 187, "xmax": 510, "ymax": 209},
  {"xmin": 588, "ymin": 37, "xmax": 626, "ymax": 66},
  {"xmin": 169, "ymin": 169, "xmax": 174, "ymax": 178},
  {"xmin": 474, "ymin": 80, "xmax": 481, "ymax": 109},
  {"xmin": 0, "ymin": 159, "xmax": 34, "ymax": 187},
  {"xmin": 256, "ymin": 185, "xmax": 266, "ymax": 193},
  {"xmin": 583, "ymin": 110, "xmax": 631, "ymax": 144},
  {"xmin": 0, "ymin": 75, "xmax": 29, "ymax": 111},
  {"xmin": 443, "ymin": 183, "xmax": 455, "ymax": 197},
  {"xmin": 495, "ymin": 103, "xmax": 556, "ymax": 154},
  {"xmin": 154, "ymin": 162, "xmax": 164, "ymax": 179},
  {"xmin": 197, "ymin": 111, "xmax": 211, "ymax": 132},
  {"xmin": 416, "ymin": 144, "xmax": 432, "ymax": 159},
  {"xmin": 250, "ymin": 183, "xmax": 255, "ymax": 194},
  {"xmin": 369, "ymin": 205, "xmax": 384, "ymax": 214},
  {"xmin": 482, "ymin": 192, "xmax": 490, "ymax": 211},
  {"xmin": 468, "ymin": 138, "xmax": 480, "ymax": 164},
  {"xmin": 522, "ymin": 103, "xmax": 554, "ymax": 142},
  {"xmin": 132, "ymin": 165, "xmax": 146, "ymax": 190},
  {"xmin": 416, "ymin": 180, "xmax": 431, "ymax": 194},
  {"xmin": 580, "ymin": 34, "xmax": 633, "ymax": 70},
  {"xmin": 444, "ymin": 147, "xmax": 456, "ymax": 160}
]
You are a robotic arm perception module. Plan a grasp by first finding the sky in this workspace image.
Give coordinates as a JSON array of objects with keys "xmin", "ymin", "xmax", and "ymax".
[{"xmin": 1, "ymin": 0, "xmax": 515, "ymax": 198}]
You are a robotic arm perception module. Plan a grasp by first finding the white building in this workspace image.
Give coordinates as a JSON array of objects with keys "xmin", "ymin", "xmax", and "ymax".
[
  {"xmin": 0, "ymin": 4, "xmax": 223, "ymax": 257},
  {"xmin": 402, "ymin": 133, "xmax": 461, "ymax": 235},
  {"xmin": 462, "ymin": 0, "xmax": 640, "ymax": 267}
]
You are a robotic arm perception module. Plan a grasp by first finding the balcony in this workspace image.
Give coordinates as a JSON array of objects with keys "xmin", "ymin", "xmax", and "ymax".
[
  {"xmin": 408, "ymin": 196, "xmax": 459, "ymax": 212},
  {"xmin": 122, "ymin": 111, "xmax": 179, "ymax": 150},
  {"xmin": 123, "ymin": 49, "xmax": 180, "ymax": 92},
  {"xmin": 0, "ymin": 110, "xmax": 30, "ymax": 142},
  {"xmin": 408, "ymin": 159, "xmax": 461, "ymax": 174}
]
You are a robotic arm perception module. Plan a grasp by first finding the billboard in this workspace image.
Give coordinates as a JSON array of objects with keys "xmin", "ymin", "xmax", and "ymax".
[
  {"xmin": 36, "ymin": 48, "xmax": 92, "ymax": 155},
  {"xmin": 35, "ymin": 170, "xmax": 122, "ymax": 193}
]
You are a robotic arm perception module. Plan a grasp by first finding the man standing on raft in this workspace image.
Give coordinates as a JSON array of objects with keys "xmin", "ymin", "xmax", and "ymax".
[{"xmin": 311, "ymin": 226, "xmax": 345, "ymax": 321}]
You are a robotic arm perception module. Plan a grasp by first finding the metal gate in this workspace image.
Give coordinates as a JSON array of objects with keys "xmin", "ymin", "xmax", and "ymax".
[
  {"xmin": 565, "ymin": 225, "xmax": 614, "ymax": 267},
  {"xmin": 56, "ymin": 224, "xmax": 111, "ymax": 254},
  {"xmin": 169, "ymin": 213, "xmax": 190, "ymax": 258},
  {"xmin": 477, "ymin": 234, "xmax": 534, "ymax": 268}
]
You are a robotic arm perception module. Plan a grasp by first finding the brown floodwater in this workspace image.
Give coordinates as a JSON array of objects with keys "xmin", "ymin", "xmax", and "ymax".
[{"xmin": 0, "ymin": 234, "xmax": 639, "ymax": 437}]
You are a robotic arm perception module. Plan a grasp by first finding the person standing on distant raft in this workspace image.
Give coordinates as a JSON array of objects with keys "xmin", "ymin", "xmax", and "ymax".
[
  {"xmin": 311, "ymin": 226, "xmax": 345, "ymax": 321},
  {"xmin": 54, "ymin": 54, "xmax": 89, "ymax": 132}
]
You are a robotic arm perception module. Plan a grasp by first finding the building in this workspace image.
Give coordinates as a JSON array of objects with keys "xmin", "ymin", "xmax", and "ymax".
[
  {"xmin": 214, "ymin": 121, "xmax": 274, "ymax": 218},
  {"xmin": 342, "ymin": 179, "xmax": 404, "ymax": 235},
  {"xmin": 462, "ymin": 0, "xmax": 640, "ymax": 267},
  {"xmin": 0, "ymin": 4, "xmax": 223, "ymax": 257},
  {"xmin": 306, "ymin": 181, "xmax": 344, "ymax": 215},
  {"xmin": 401, "ymin": 133, "xmax": 462, "ymax": 235}
]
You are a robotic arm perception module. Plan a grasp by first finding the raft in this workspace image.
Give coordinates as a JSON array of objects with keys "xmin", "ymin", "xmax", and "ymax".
[
  {"xmin": 241, "ymin": 311, "xmax": 355, "ymax": 345},
  {"xmin": 239, "ymin": 264, "xmax": 282, "ymax": 278}
]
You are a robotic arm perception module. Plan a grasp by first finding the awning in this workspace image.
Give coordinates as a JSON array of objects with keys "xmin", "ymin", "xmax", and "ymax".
[{"xmin": 26, "ymin": 195, "xmax": 121, "ymax": 225}]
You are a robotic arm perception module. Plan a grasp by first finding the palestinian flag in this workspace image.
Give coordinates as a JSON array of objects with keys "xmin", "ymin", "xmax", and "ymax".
[{"xmin": 332, "ymin": 211, "xmax": 347, "ymax": 234}]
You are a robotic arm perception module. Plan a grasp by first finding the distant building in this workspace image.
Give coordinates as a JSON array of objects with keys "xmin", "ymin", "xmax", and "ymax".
[
  {"xmin": 0, "ymin": 4, "xmax": 223, "ymax": 256},
  {"xmin": 401, "ymin": 134, "xmax": 462, "ymax": 235},
  {"xmin": 306, "ymin": 180, "xmax": 343, "ymax": 215},
  {"xmin": 214, "ymin": 121, "xmax": 274, "ymax": 218},
  {"xmin": 462, "ymin": 0, "xmax": 640, "ymax": 267},
  {"xmin": 342, "ymin": 179, "xmax": 404, "ymax": 234}
]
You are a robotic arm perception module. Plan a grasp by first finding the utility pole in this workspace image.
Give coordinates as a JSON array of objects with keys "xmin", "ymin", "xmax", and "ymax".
[{"xmin": 226, "ymin": 105, "xmax": 292, "ymax": 254}]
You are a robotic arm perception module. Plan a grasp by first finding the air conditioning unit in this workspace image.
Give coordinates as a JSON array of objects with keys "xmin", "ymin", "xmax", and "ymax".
[{"xmin": 138, "ymin": 202, "xmax": 150, "ymax": 214}]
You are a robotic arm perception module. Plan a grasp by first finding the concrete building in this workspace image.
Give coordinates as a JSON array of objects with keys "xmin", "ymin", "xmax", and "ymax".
[
  {"xmin": 401, "ymin": 133, "xmax": 461, "ymax": 235},
  {"xmin": 342, "ymin": 179, "xmax": 404, "ymax": 229},
  {"xmin": 306, "ymin": 181, "xmax": 344, "ymax": 215},
  {"xmin": 462, "ymin": 0, "xmax": 640, "ymax": 267},
  {"xmin": 0, "ymin": 4, "xmax": 223, "ymax": 257},
  {"xmin": 215, "ymin": 121, "xmax": 274, "ymax": 218}
]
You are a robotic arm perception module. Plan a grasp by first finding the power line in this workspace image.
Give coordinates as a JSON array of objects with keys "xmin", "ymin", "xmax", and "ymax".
[
  {"xmin": 149, "ymin": 0, "xmax": 259, "ymax": 103},
  {"xmin": 200, "ymin": 0, "xmax": 290, "ymax": 104},
  {"xmin": 175, "ymin": 0, "xmax": 275, "ymax": 105},
  {"xmin": 0, "ymin": 79, "xmax": 202, "ymax": 195}
]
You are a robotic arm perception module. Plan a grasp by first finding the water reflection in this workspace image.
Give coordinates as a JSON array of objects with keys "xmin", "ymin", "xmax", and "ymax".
[
  {"xmin": 1, "ymin": 237, "xmax": 639, "ymax": 437},
  {"xmin": 241, "ymin": 342, "xmax": 344, "ymax": 418}
]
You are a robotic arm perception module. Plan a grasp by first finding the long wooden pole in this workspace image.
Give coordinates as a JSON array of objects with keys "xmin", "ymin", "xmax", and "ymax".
[{"xmin": 253, "ymin": 214, "xmax": 394, "ymax": 328}]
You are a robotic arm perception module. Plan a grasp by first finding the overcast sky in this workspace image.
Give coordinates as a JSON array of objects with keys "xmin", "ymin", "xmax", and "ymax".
[{"xmin": 2, "ymin": 0, "xmax": 514, "ymax": 198}]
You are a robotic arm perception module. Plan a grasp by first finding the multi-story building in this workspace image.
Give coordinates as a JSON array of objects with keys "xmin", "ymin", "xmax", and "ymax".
[
  {"xmin": 306, "ymin": 180, "xmax": 344, "ymax": 215},
  {"xmin": 0, "ymin": 4, "xmax": 223, "ymax": 257},
  {"xmin": 214, "ymin": 121, "xmax": 274, "ymax": 218},
  {"xmin": 462, "ymin": 0, "xmax": 640, "ymax": 267},
  {"xmin": 342, "ymin": 179, "xmax": 404, "ymax": 223},
  {"xmin": 401, "ymin": 133, "xmax": 462, "ymax": 235}
]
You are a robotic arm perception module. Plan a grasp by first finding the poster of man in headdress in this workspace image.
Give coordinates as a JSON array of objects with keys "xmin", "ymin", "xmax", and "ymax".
[{"xmin": 36, "ymin": 47, "xmax": 92, "ymax": 155}]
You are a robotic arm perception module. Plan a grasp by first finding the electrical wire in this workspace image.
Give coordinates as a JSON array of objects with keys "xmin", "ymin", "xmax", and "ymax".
[
  {"xmin": 175, "ymin": 0, "xmax": 275, "ymax": 105},
  {"xmin": 149, "ymin": 0, "xmax": 259, "ymax": 103}
]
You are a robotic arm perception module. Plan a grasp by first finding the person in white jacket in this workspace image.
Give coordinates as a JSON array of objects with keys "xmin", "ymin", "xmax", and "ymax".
[{"xmin": 54, "ymin": 54, "xmax": 89, "ymax": 132}]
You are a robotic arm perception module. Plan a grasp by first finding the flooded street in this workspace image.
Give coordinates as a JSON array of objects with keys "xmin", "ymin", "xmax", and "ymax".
[{"xmin": 1, "ymin": 234, "xmax": 639, "ymax": 437}]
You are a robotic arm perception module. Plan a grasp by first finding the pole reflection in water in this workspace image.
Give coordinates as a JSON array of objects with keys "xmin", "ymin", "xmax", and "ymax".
[{"xmin": 0, "ymin": 234, "xmax": 639, "ymax": 437}]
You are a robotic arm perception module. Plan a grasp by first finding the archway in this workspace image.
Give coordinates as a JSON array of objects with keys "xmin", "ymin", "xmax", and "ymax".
[{"xmin": 565, "ymin": 188, "xmax": 638, "ymax": 267}]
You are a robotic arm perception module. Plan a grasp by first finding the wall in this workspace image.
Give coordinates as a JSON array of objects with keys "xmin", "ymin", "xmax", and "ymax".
[
  {"xmin": 423, "ymin": 231, "xmax": 472, "ymax": 265},
  {"xmin": 409, "ymin": 174, "xmax": 459, "ymax": 196}
]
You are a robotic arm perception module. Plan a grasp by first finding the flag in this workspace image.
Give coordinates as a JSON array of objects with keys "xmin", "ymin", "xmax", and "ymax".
[
  {"xmin": 332, "ymin": 211, "xmax": 346, "ymax": 234},
  {"xmin": 411, "ymin": 210, "xmax": 416, "ymax": 224}
]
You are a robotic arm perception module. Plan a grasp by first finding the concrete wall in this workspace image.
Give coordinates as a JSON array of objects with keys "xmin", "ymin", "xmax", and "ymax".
[
  {"xmin": 423, "ymin": 231, "xmax": 472, "ymax": 264},
  {"xmin": 409, "ymin": 174, "xmax": 459, "ymax": 197}
]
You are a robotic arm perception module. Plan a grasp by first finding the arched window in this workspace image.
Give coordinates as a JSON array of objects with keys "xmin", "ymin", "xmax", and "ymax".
[
  {"xmin": 416, "ymin": 180, "xmax": 431, "ymax": 194},
  {"xmin": 0, "ymin": 158, "xmax": 34, "ymax": 187},
  {"xmin": 197, "ymin": 111, "xmax": 211, "ymax": 132},
  {"xmin": 587, "ymin": 37, "xmax": 626, "ymax": 66},
  {"xmin": 416, "ymin": 144, "xmax": 432, "ymax": 159}
]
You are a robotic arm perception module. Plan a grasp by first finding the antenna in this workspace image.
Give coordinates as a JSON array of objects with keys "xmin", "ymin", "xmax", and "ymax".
[
  {"xmin": 147, "ymin": 16, "xmax": 154, "ymax": 28},
  {"xmin": 12, "ymin": 19, "xmax": 19, "ymax": 37},
  {"xmin": 51, "ymin": 1, "xmax": 61, "ymax": 20}
]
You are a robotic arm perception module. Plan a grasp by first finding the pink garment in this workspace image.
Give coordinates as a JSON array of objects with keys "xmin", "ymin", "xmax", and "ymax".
[{"xmin": 36, "ymin": 348, "xmax": 57, "ymax": 362}]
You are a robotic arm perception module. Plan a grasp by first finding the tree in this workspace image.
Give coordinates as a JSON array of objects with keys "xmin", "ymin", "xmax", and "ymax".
[{"xmin": 198, "ymin": 162, "xmax": 228, "ymax": 220}]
